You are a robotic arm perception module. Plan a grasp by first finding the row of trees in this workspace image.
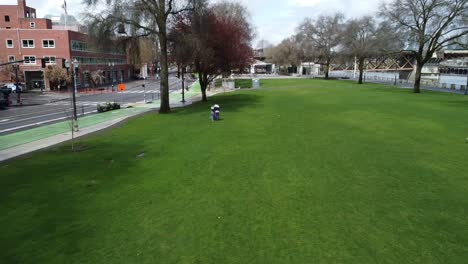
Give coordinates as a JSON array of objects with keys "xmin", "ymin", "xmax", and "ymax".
[
  {"xmin": 84, "ymin": 0, "xmax": 253, "ymax": 113},
  {"xmin": 266, "ymin": 0, "xmax": 468, "ymax": 93}
]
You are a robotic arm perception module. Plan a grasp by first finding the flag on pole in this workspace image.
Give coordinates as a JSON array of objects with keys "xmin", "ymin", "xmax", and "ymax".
[{"xmin": 61, "ymin": 0, "xmax": 67, "ymax": 14}]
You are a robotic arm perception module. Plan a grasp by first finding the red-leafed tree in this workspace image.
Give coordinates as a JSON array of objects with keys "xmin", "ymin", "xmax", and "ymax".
[{"xmin": 171, "ymin": 1, "xmax": 253, "ymax": 101}]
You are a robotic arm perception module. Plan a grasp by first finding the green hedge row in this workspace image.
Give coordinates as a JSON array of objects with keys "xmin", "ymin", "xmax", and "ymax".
[{"xmin": 97, "ymin": 102, "xmax": 120, "ymax": 113}]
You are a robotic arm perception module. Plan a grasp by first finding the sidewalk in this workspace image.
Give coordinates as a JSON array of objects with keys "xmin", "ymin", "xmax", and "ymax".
[{"xmin": 0, "ymin": 82, "xmax": 232, "ymax": 162}]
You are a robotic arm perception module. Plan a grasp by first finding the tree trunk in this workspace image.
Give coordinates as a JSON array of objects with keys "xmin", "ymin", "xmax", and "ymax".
[
  {"xmin": 324, "ymin": 60, "xmax": 330, "ymax": 79},
  {"xmin": 158, "ymin": 29, "xmax": 171, "ymax": 113},
  {"xmin": 199, "ymin": 72, "xmax": 208, "ymax": 102},
  {"xmin": 358, "ymin": 57, "xmax": 365, "ymax": 84},
  {"xmin": 201, "ymin": 87, "xmax": 207, "ymax": 101},
  {"xmin": 413, "ymin": 62, "xmax": 422, "ymax": 93}
]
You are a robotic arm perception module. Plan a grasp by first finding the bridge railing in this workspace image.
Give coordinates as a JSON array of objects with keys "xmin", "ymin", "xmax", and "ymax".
[{"xmin": 329, "ymin": 71, "xmax": 467, "ymax": 92}]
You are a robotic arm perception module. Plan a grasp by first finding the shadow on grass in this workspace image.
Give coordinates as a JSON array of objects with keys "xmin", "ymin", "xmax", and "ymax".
[{"xmin": 174, "ymin": 92, "xmax": 263, "ymax": 115}]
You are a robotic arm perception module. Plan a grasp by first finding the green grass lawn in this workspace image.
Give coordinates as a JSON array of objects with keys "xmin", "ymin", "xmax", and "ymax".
[{"xmin": 2, "ymin": 79, "xmax": 468, "ymax": 263}]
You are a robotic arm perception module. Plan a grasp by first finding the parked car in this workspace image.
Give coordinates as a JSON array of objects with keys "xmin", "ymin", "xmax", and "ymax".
[
  {"xmin": 0, "ymin": 86, "xmax": 12, "ymax": 109},
  {"xmin": 2, "ymin": 83, "xmax": 23, "ymax": 93}
]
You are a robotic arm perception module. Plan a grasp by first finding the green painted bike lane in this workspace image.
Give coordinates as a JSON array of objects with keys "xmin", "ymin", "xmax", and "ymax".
[{"xmin": 0, "ymin": 81, "xmax": 202, "ymax": 151}]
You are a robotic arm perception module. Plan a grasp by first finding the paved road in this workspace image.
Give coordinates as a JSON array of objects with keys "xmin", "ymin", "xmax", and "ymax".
[{"xmin": 0, "ymin": 76, "xmax": 188, "ymax": 135}]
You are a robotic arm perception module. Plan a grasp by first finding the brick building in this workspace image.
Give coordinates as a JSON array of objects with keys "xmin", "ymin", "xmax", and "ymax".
[{"xmin": 0, "ymin": 0, "xmax": 132, "ymax": 90}]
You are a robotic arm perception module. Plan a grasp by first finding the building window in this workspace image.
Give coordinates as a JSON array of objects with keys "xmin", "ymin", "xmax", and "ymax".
[
  {"xmin": 23, "ymin": 56, "xmax": 36, "ymax": 65},
  {"xmin": 22, "ymin": 39, "xmax": 34, "ymax": 48},
  {"xmin": 71, "ymin": 56, "xmax": 126, "ymax": 65},
  {"xmin": 43, "ymin": 56, "xmax": 56, "ymax": 65},
  {"xmin": 71, "ymin": 40, "xmax": 88, "ymax": 51},
  {"xmin": 6, "ymin": 39, "xmax": 13, "ymax": 48},
  {"xmin": 30, "ymin": 22, "xmax": 35, "ymax": 29},
  {"xmin": 6, "ymin": 27, "xmax": 11, "ymax": 29},
  {"xmin": 8, "ymin": 56, "xmax": 15, "ymax": 62},
  {"xmin": 42, "ymin": 40, "xmax": 55, "ymax": 48},
  {"xmin": 4, "ymin": 16, "xmax": 10, "ymax": 22}
]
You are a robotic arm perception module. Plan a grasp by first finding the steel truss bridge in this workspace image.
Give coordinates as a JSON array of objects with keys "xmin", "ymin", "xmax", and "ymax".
[{"xmin": 330, "ymin": 51, "xmax": 416, "ymax": 75}]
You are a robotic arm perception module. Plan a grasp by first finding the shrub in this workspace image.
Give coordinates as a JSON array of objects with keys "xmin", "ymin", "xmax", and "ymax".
[{"xmin": 97, "ymin": 102, "xmax": 120, "ymax": 113}]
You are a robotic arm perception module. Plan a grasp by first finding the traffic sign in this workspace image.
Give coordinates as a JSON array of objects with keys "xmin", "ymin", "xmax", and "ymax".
[{"xmin": 118, "ymin": 83, "xmax": 125, "ymax": 91}]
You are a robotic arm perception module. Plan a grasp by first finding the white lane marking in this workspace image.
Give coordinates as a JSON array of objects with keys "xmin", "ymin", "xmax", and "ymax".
[
  {"xmin": 0, "ymin": 110, "xmax": 97, "ymax": 133},
  {"xmin": 1, "ymin": 111, "xmax": 71, "ymax": 124},
  {"xmin": 46, "ymin": 101, "xmax": 102, "ymax": 106},
  {"xmin": 5, "ymin": 104, "xmax": 71, "ymax": 118},
  {"xmin": 0, "ymin": 116, "xmax": 68, "ymax": 133},
  {"xmin": 121, "ymin": 90, "xmax": 159, "ymax": 94},
  {"xmin": 0, "ymin": 105, "xmax": 96, "ymax": 125},
  {"xmin": 0, "ymin": 119, "xmax": 11, "ymax": 123}
]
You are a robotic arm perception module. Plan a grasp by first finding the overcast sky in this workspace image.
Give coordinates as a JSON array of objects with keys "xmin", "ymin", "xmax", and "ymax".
[{"xmin": 0, "ymin": 0, "xmax": 392, "ymax": 45}]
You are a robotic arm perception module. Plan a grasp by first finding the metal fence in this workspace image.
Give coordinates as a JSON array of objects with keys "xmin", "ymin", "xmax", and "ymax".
[{"xmin": 329, "ymin": 71, "xmax": 468, "ymax": 92}]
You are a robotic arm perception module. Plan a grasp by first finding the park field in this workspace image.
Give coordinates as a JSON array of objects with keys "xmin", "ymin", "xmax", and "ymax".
[{"xmin": 1, "ymin": 79, "xmax": 468, "ymax": 263}]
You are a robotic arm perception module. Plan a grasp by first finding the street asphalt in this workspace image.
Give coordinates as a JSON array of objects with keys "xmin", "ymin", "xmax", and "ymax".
[{"xmin": 0, "ymin": 75, "xmax": 189, "ymax": 135}]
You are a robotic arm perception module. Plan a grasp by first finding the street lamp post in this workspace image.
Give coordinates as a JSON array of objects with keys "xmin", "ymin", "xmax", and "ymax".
[
  {"xmin": 108, "ymin": 62, "xmax": 115, "ymax": 91},
  {"xmin": 13, "ymin": 64, "xmax": 21, "ymax": 104},
  {"xmin": 65, "ymin": 59, "xmax": 79, "ymax": 131},
  {"xmin": 120, "ymin": 73, "xmax": 124, "ymax": 104},
  {"xmin": 465, "ymin": 70, "xmax": 468, "ymax": 95},
  {"xmin": 143, "ymin": 74, "xmax": 147, "ymax": 103}
]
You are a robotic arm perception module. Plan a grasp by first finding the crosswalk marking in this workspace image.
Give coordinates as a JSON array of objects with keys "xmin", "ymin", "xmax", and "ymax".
[
  {"xmin": 43, "ymin": 88, "xmax": 184, "ymax": 106},
  {"xmin": 121, "ymin": 90, "xmax": 159, "ymax": 94}
]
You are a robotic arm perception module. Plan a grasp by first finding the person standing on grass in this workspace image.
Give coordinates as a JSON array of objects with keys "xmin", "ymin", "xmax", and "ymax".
[
  {"xmin": 213, "ymin": 104, "xmax": 220, "ymax": 120},
  {"xmin": 210, "ymin": 106, "xmax": 215, "ymax": 121}
]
